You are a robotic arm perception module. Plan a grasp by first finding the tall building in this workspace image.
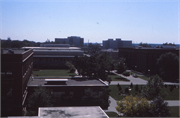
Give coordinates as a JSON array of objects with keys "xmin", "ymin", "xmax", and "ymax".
[
  {"xmin": 103, "ymin": 38, "xmax": 132, "ymax": 49},
  {"xmin": 55, "ymin": 36, "xmax": 84, "ymax": 47},
  {"xmin": 1, "ymin": 49, "xmax": 34, "ymax": 116}
]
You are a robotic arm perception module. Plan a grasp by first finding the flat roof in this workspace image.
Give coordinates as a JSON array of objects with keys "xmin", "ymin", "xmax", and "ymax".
[
  {"xmin": 33, "ymin": 50, "xmax": 83, "ymax": 52},
  {"xmin": 45, "ymin": 79, "xmax": 68, "ymax": 81},
  {"xmin": 1, "ymin": 49, "xmax": 27, "ymax": 54},
  {"xmin": 38, "ymin": 106, "xmax": 109, "ymax": 118},
  {"xmin": 22, "ymin": 47, "xmax": 81, "ymax": 50},
  {"xmin": 28, "ymin": 77, "xmax": 107, "ymax": 87},
  {"xmin": 33, "ymin": 55, "xmax": 75, "ymax": 57}
]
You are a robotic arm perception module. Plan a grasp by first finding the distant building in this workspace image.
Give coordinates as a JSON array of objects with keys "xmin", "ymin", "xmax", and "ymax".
[
  {"xmin": 1, "ymin": 49, "xmax": 33, "ymax": 116},
  {"xmin": 103, "ymin": 38, "xmax": 132, "ymax": 49},
  {"xmin": 119, "ymin": 46, "xmax": 179, "ymax": 75},
  {"xmin": 100, "ymin": 49, "xmax": 119, "ymax": 60},
  {"xmin": 22, "ymin": 45, "xmax": 84, "ymax": 69},
  {"xmin": 55, "ymin": 36, "xmax": 84, "ymax": 47},
  {"xmin": 28, "ymin": 77, "xmax": 109, "ymax": 109}
]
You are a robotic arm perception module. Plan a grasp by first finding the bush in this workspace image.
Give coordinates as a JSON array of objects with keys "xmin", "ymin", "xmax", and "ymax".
[{"xmin": 122, "ymin": 71, "xmax": 130, "ymax": 76}]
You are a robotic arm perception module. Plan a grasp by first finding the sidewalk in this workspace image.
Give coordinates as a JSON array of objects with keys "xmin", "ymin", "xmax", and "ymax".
[{"xmin": 109, "ymin": 70, "xmax": 179, "ymax": 85}]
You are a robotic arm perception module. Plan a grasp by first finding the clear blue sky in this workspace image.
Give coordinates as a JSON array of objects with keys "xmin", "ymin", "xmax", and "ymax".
[{"xmin": 0, "ymin": 0, "xmax": 179, "ymax": 44}]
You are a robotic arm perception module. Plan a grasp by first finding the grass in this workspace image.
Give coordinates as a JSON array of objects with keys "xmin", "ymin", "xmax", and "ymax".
[
  {"xmin": 108, "ymin": 73, "xmax": 130, "ymax": 81},
  {"xmin": 170, "ymin": 106, "xmax": 179, "ymax": 117},
  {"xmin": 33, "ymin": 69, "xmax": 76, "ymax": 77},
  {"xmin": 109, "ymin": 85, "xmax": 179, "ymax": 101},
  {"xmin": 105, "ymin": 107, "xmax": 179, "ymax": 117},
  {"xmin": 105, "ymin": 112, "xmax": 118, "ymax": 117}
]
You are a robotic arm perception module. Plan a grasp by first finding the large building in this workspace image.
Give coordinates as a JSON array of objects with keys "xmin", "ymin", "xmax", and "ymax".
[
  {"xmin": 22, "ymin": 45, "xmax": 84, "ymax": 69},
  {"xmin": 27, "ymin": 77, "xmax": 109, "ymax": 109},
  {"xmin": 103, "ymin": 38, "xmax": 132, "ymax": 49},
  {"xmin": 55, "ymin": 36, "xmax": 84, "ymax": 47},
  {"xmin": 1, "ymin": 49, "xmax": 34, "ymax": 116},
  {"xmin": 119, "ymin": 46, "xmax": 179, "ymax": 75}
]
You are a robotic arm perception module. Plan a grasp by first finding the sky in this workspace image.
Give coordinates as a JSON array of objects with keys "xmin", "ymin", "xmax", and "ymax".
[{"xmin": 0, "ymin": 0, "xmax": 179, "ymax": 44}]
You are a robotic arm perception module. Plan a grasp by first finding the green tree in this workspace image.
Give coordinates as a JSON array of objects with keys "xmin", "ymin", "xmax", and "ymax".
[
  {"xmin": 157, "ymin": 52, "xmax": 179, "ymax": 82},
  {"xmin": 83, "ymin": 87, "xmax": 110, "ymax": 109},
  {"xmin": 73, "ymin": 53, "xmax": 114, "ymax": 82},
  {"xmin": 65, "ymin": 61, "xmax": 76, "ymax": 73},
  {"xmin": 149, "ymin": 96, "xmax": 170, "ymax": 117},
  {"xmin": 139, "ymin": 42, "xmax": 151, "ymax": 47},
  {"xmin": 26, "ymin": 86, "xmax": 52, "ymax": 116},
  {"xmin": 116, "ymin": 95, "xmax": 150, "ymax": 117},
  {"xmin": 87, "ymin": 43, "xmax": 101, "ymax": 54},
  {"xmin": 141, "ymin": 75, "xmax": 167, "ymax": 100},
  {"xmin": 116, "ymin": 60, "xmax": 127, "ymax": 74}
]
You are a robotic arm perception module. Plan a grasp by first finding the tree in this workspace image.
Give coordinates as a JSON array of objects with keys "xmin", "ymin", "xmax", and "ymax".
[
  {"xmin": 125, "ymin": 87, "xmax": 129, "ymax": 94},
  {"xmin": 135, "ymin": 85, "xmax": 139, "ymax": 92},
  {"xmin": 87, "ymin": 43, "xmax": 101, "ymax": 55},
  {"xmin": 116, "ymin": 59, "xmax": 127, "ymax": 74},
  {"xmin": 141, "ymin": 75, "xmax": 167, "ymax": 100},
  {"xmin": 82, "ymin": 87, "xmax": 110, "ymax": 109},
  {"xmin": 157, "ymin": 52, "xmax": 179, "ymax": 82},
  {"xmin": 65, "ymin": 61, "xmax": 76, "ymax": 73},
  {"xmin": 139, "ymin": 42, "xmax": 151, "ymax": 47},
  {"xmin": 130, "ymin": 82, "xmax": 133, "ymax": 88},
  {"xmin": 148, "ymin": 96, "xmax": 170, "ymax": 117},
  {"xmin": 73, "ymin": 53, "xmax": 114, "ymax": 82},
  {"xmin": 122, "ymin": 71, "xmax": 130, "ymax": 76},
  {"xmin": 116, "ymin": 95, "xmax": 149, "ymax": 117},
  {"xmin": 26, "ymin": 86, "xmax": 52, "ymax": 116}
]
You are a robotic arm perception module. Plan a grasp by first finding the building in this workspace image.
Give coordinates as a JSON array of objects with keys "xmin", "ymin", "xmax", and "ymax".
[
  {"xmin": 100, "ymin": 49, "xmax": 119, "ymax": 60},
  {"xmin": 119, "ymin": 46, "xmax": 179, "ymax": 75},
  {"xmin": 55, "ymin": 36, "xmax": 84, "ymax": 47},
  {"xmin": 27, "ymin": 77, "xmax": 109, "ymax": 109},
  {"xmin": 8, "ymin": 106, "xmax": 109, "ymax": 118},
  {"xmin": 22, "ymin": 45, "xmax": 84, "ymax": 69},
  {"xmin": 103, "ymin": 38, "xmax": 132, "ymax": 49},
  {"xmin": 38, "ymin": 106, "xmax": 109, "ymax": 118},
  {"xmin": 1, "ymin": 49, "xmax": 34, "ymax": 116}
]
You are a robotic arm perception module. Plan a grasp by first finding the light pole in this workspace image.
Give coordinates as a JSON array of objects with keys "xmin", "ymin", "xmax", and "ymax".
[{"xmin": 148, "ymin": 69, "xmax": 150, "ymax": 77}]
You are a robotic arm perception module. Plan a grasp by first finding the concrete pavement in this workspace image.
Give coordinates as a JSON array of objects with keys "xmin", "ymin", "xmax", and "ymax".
[{"xmin": 108, "ymin": 71, "xmax": 179, "ymax": 85}]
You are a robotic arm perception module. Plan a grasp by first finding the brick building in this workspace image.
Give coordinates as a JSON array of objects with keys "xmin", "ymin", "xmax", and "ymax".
[
  {"xmin": 119, "ymin": 46, "xmax": 179, "ymax": 75},
  {"xmin": 1, "ymin": 49, "xmax": 33, "ymax": 116}
]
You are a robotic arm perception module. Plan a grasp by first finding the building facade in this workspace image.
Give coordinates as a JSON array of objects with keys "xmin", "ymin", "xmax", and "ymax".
[
  {"xmin": 22, "ymin": 46, "xmax": 84, "ymax": 69},
  {"xmin": 55, "ymin": 36, "xmax": 84, "ymax": 47},
  {"xmin": 1, "ymin": 49, "xmax": 33, "ymax": 116},
  {"xmin": 103, "ymin": 38, "xmax": 132, "ymax": 49},
  {"xmin": 27, "ymin": 77, "xmax": 109, "ymax": 109},
  {"xmin": 119, "ymin": 46, "xmax": 179, "ymax": 75}
]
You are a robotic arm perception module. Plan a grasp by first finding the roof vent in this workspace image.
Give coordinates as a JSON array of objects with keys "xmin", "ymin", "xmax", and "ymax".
[
  {"xmin": 45, "ymin": 79, "xmax": 68, "ymax": 85},
  {"xmin": 8, "ymin": 49, "xmax": 14, "ymax": 54}
]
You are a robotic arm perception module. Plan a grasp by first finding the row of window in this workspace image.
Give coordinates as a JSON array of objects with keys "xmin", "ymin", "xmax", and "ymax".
[{"xmin": 34, "ymin": 57, "xmax": 73, "ymax": 62}]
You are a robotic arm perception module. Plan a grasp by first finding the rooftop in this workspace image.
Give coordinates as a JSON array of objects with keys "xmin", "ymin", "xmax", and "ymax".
[
  {"xmin": 28, "ymin": 77, "xmax": 108, "ymax": 87},
  {"xmin": 38, "ymin": 106, "xmax": 109, "ymax": 118},
  {"xmin": 22, "ymin": 47, "xmax": 81, "ymax": 50},
  {"xmin": 1, "ymin": 49, "xmax": 28, "ymax": 54}
]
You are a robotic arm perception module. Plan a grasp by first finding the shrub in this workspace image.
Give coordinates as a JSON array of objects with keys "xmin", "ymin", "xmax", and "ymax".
[{"xmin": 122, "ymin": 71, "xmax": 130, "ymax": 76}]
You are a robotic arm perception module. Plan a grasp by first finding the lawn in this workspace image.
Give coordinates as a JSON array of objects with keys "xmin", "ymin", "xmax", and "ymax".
[
  {"xmin": 105, "ymin": 112, "xmax": 118, "ymax": 117},
  {"xmin": 109, "ymin": 85, "xmax": 179, "ymax": 101},
  {"xmin": 170, "ymin": 106, "xmax": 179, "ymax": 117},
  {"xmin": 33, "ymin": 69, "xmax": 77, "ymax": 77},
  {"xmin": 108, "ymin": 73, "xmax": 130, "ymax": 81},
  {"xmin": 105, "ymin": 107, "xmax": 179, "ymax": 117}
]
